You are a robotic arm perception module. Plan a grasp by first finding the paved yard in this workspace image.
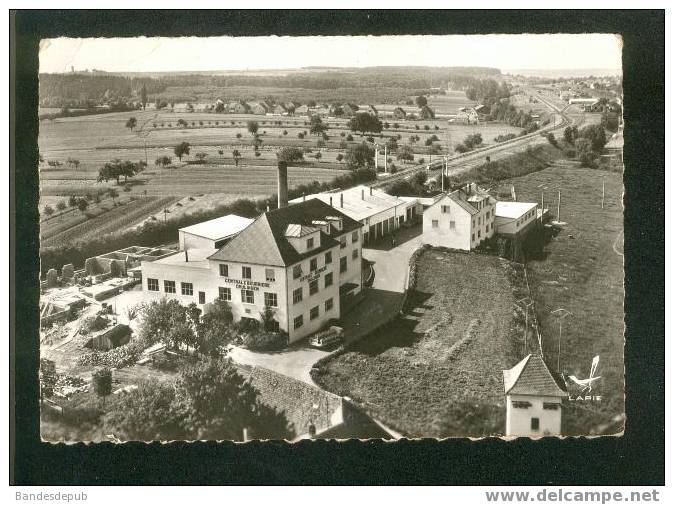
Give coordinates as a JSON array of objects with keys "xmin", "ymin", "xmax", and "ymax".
[{"xmin": 227, "ymin": 345, "xmax": 329, "ymax": 384}]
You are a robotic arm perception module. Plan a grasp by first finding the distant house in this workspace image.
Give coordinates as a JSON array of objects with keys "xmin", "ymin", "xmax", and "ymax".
[
  {"xmin": 249, "ymin": 102, "xmax": 269, "ymax": 115},
  {"xmin": 474, "ymin": 104, "xmax": 490, "ymax": 119},
  {"xmin": 423, "ymin": 183, "xmax": 496, "ymax": 251},
  {"xmin": 456, "ymin": 107, "xmax": 479, "ymax": 124},
  {"xmin": 392, "ymin": 107, "xmax": 407, "ymax": 120},
  {"xmin": 228, "ymin": 101, "xmax": 249, "ymax": 114},
  {"xmin": 419, "ymin": 105, "xmax": 435, "ymax": 120},
  {"xmin": 503, "ymin": 354, "xmax": 566, "ymax": 437},
  {"xmin": 271, "ymin": 104, "xmax": 288, "ymax": 115},
  {"xmin": 295, "ymin": 104, "xmax": 309, "ymax": 116},
  {"xmin": 313, "ymin": 105, "xmax": 330, "ymax": 117},
  {"xmin": 284, "ymin": 101, "xmax": 299, "ymax": 113}
]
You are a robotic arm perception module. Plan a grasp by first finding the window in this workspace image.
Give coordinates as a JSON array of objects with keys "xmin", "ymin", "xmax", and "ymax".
[
  {"xmin": 512, "ymin": 401, "xmax": 532, "ymax": 409},
  {"xmin": 309, "ymin": 279, "xmax": 319, "ymax": 296},
  {"xmin": 293, "ymin": 287, "xmax": 303, "ymax": 304},
  {"xmin": 340, "ymin": 256, "xmax": 347, "ymax": 273},
  {"xmin": 324, "ymin": 251, "xmax": 332, "ymax": 264},
  {"xmin": 310, "ymin": 258, "xmax": 318, "ymax": 271},
  {"xmin": 242, "ymin": 266, "xmax": 252, "ymax": 279},
  {"xmin": 531, "ymin": 417, "xmax": 540, "ymax": 431},
  {"xmin": 352, "ymin": 249, "xmax": 359, "ymax": 260},
  {"xmin": 307, "ymin": 237, "xmax": 314, "ymax": 250},
  {"xmin": 472, "ymin": 233, "xmax": 475, "ymax": 242},
  {"xmin": 449, "ymin": 221, "xmax": 456, "ymax": 230},
  {"xmin": 325, "ymin": 272, "xmax": 333, "ymax": 288},
  {"xmin": 265, "ymin": 268, "xmax": 275, "ymax": 282},
  {"xmin": 218, "ymin": 286, "xmax": 231, "ymax": 301},
  {"xmin": 163, "ymin": 280, "xmax": 176, "ymax": 293},
  {"xmin": 325, "ymin": 298, "xmax": 334, "ymax": 312},
  {"xmin": 432, "ymin": 219, "xmax": 439, "ymax": 228},
  {"xmin": 219, "ymin": 264, "xmax": 228, "ymax": 277},
  {"xmin": 441, "ymin": 205, "xmax": 449, "ymax": 213},
  {"xmin": 478, "ymin": 230, "xmax": 481, "ymax": 238},
  {"xmin": 198, "ymin": 291, "xmax": 206, "ymax": 304},
  {"xmin": 516, "ymin": 220, "xmax": 520, "ymax": 227},
  {"xmin": 310, "ymin": 305, "xmax": 319, "ymax": 320},
  {"xmin": 340, "ymin": 236, "xmax": 347, "ymax": 249},
  {"xmin": 147, "ymin": 278, "xmax": 159, "ymax": 291},
  {"xmin": 293, "ymin": 264, "xmax": 302, "ymax": 279},
  {"xmin": 352, "ymin": 231, "xmax": 359, "ymax": 243},
  {"xmin": 473, "ymin": 219, "xmax": 475, "ymax": 228},
  {"xmin": 241, "ymin": 289, "xmax": 255, "ymax": 304},
  {"xmin": 543, "ymin": 403, "xmax": 560, "ymax": 410},
  {"xmin": 181, "ymin": 282, "xmax": 193, "ymax": 296},
  {"xmin": 293, "ymin": 315, "xmax": 303, "ymax": 329},
  {"xmin": 264, "ymin": 292, "xmax": 278, "ymax": 308},
  {"xmin": 478, "ymin": 216, "xmax": 481, "ymax": 225}
]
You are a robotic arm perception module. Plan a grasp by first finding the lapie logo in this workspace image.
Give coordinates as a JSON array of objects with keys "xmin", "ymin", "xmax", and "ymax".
[{"xmin": 565, "ymin": 355, "xmax": 602, "ymax": 401}]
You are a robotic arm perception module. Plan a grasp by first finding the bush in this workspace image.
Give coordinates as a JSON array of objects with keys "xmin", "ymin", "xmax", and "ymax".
[
  {"xmin": 346, "ymin": 134, "xmax": 354, "ymax": 141},
  {"xmin": 241, "ymin": 331, "xmax": 288, "ymax": 351},
  {"xmin": 564, "ymin": 148, "xmax": 577, "ymax": 159}
]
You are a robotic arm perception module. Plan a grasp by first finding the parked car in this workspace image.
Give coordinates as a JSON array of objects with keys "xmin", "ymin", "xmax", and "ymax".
[{"xmin": 310, "ymin": 326, "xmax": 344, "ymax": 349}]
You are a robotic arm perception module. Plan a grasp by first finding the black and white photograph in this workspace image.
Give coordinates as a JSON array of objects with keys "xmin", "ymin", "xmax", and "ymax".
[{"xmin": 33, "ymin": 32, "xmax": 628, "ymax": 443}]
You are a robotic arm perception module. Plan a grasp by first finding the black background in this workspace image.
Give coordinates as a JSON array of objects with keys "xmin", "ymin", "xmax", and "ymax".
[{"xmin": 10, "ymin": 10, "xmax": 665, "ymax": 485}]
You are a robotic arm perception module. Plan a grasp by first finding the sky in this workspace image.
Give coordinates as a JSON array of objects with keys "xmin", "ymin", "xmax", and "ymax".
[{"xmin": 39, "ymin": 34, "xmax": 622, "ymax": 74}]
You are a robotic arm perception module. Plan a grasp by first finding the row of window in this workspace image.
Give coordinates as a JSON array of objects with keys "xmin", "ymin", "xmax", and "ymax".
[
  {"xmin": 148, "ymin": 278, "xmax": 194, "ymax": 296},
  {"xmin": 516, "ymin": 210, "xmax": 536, "ymax": 228},
  {"xmin": 293, "ymin": 298, "xmax": 334, "ymax": 329},
  {"xmin": 292, "ymin": 271, "xmax": 335, "ymax": 304},
  {"xmin": 219, "ymin": 264, "xmax": 276, "ymax": 283},
  {"xmin": 512, "ymin": 401, "xmax": 560, "ymax": 410}
]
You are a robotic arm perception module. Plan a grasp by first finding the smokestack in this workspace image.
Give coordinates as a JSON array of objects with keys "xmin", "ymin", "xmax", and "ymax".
[
  {"xmin": 277, "ymin": 161, "xmax": 288, "ymax": 209},
  {"xmin": 184, "ymin": 249, "xmax": 188, "ymax": 262},
  {"xmin": 361, "ymin": 189, "xmax": 364, "ymax": 200},
  {"xmin": 340, "ymin": 193, "xmax": 344, "ymax": 208},
  {"xmin": 329, "ymin": 196, "xmax": 333, "ymax": 207}
]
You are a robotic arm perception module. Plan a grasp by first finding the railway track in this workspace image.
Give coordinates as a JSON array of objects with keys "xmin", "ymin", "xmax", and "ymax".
[{"xmin": 370, "ymin": 88, "xmax": 573, "ymax": 189}]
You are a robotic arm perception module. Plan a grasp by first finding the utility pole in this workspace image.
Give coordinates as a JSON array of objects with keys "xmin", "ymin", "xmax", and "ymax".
[
  {"xmin": 374, "ymin": 143, "xmax": 379, "ymax": 171},
  {"xmin": 557, "ymin": 190, "xmax": 561, "ymax": 222},
  {"xmin": 517, "ymin": 297, "xmax": 534, "ymax": 355},
  {"xmin": 601, "ymin": 176, "xmax": 606, "ymax": 209},
  {"xmin": 384, "ymin": 144, "xmax": 387, "ymax": 173},
  {"xmin": 541, "ymin": 192, "xmax": 545, "ymax": 224},
  {"xmin": 551, "ymin": 308, "xmax": 572, "ymax": 373}
]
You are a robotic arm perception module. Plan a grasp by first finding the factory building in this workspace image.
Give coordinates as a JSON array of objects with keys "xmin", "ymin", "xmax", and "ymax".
[{"xmin": 141, "ymin": 199, "xmax": 363, "ymax": 344}]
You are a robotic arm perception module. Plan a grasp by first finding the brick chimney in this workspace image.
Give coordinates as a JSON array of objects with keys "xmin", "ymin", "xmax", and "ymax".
[{"xmin": 277, "ymin": 161, "xmax": 288, "ymax": 209}]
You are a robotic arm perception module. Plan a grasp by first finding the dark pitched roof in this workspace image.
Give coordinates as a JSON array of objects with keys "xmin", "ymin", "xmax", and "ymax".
[
  {"xmin": 209, "ymin": 199, "xmax": 360, "ymax": 266},
  {"xmin": 446, "ymin": 192, "xmax": 479, "ymax": 215},
  {"xmin": 503, "ymin": 354, "xmax": 567, "ymax": 397}
]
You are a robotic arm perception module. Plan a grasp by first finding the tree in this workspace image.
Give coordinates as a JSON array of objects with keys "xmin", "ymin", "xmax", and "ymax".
[
  {"xmin": 563, "ymin": 125, "xmax": 578, "ymax": 144},
  {"xmin": 309, "ymin": 115, "xmax": 328, "ymax": 136},
  {"xmin": 546, "ymin": 133, "xmax": 559, "ymax": 148},
  {"xmin": 336, "ymin": 153, "xmax": 344, "ymax": 163},
  {"xmin": 103, "ymin": 357, "xmax": 292, "ymax": 441},
  {"xmin": 108, "ymin": 188, "xmax": 119, "ymax": 203},
  {"xmin": 246, "ymin": 120, "xmax": 259, "ymax": 135},
  {"xmin": 348, "ymin": 112, "xmax": 383, "ymax": 136},
  {"xmin": 576, "ymin": 138, "xmax": 597, "ymax": 167},
  {"xmin": 277, "ymin": 147, "xmax": 304, "ymax": 164},
  {"xmin": 385, "ymin": 137, "xmax": 398, "ymax": 151},
  {"xmin": 420, "ymin": 105, "xmax": 435, "ymax": 120},
  {"xmin": 155, "ymin": 155, "xmax": 172, "ymax": 168},
  {"xmin": 397, "ymin": 144, "xmax": 415, "ymax": 162},
  {"xmin": 195, "ymin": 299, "xmax": 235, "ymax": 357},
  {"xmin": 137, "ymin": 298, "xmax": 188, "ymax": 348},
  {"xmin": 77, "ymin": 198, "xmax": 89, "ymax": 212},
  {"xmin": 66, "ymin": 158, "xmax": 80, "ymax": 170},
  {"xmin": 314, "ymin": 152, "xmax": 322, "ymax": 161},
  {"xmin": 56, "ymin": 200, "xmax": 67, "ymax": 211},
  {"xmin": 195, "ymin": 152, "xmax": 208, "ymax": 163},
  {"xmin": 415, "ymin": 95, "xmax": 428, "ymax": 108},
  {"xmin": 68, "ymin": 195, "xmax": 78, "ymax": 208},
  {"xmin": 125, "ymin": 117, "xmax": 137, "ymax": 131},
  {"xmin": 345, "ymin": 142, "xmax": 375, "ymax": 170},
  {"xmin": 177, "ymin": 119, "xmax": 188, "ymax": 128},
  {"xmin": 578, "ymin": 124, "xmax": 607, "ymax": 152},
  {"xmin": 174, "ymin": 142, "xmax": 191, "ymax": 161},
  {"xmin": 140, "ymin": 84, "xmax": 148, "ymax": 110},
  {"xmin": 43, "ymin": 204, "xmax": 54, "ymax": 216},
  {"xmin": 232, "ymin": 149, "xmax": 242, "ymax": 167},
  {"xmin": 93, "ymin": 368, "xmax": 113, "ymax": 406}
]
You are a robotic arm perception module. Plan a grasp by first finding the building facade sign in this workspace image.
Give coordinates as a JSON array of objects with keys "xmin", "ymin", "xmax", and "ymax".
[
  {"xmin": 222, "ymin": 278, "xmax": 271, "ymax": 290},
  {"xmin": 299, "ymin": 266, "xmax": 328, "ymax": 283}
]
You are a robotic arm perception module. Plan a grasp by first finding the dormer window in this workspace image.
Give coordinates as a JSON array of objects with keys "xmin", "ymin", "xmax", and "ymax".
[{"xmin": 307, "ymin": 237, "xmax": 314, "ymax": 250}]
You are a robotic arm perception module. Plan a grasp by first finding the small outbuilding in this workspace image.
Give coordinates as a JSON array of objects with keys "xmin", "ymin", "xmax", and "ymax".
[
  {"xmin": 178, "ymin": 214, "xmax": 254, "ymax": 250},
  {"xmin": 503, "ymin": 354, "xmax": 567, "ymax": 437}
]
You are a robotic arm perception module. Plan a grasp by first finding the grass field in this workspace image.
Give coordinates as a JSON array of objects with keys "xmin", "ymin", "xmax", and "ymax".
[
  {"xmin": 509, "ymin": 164, "xmax": 624, "ymax": 435},
  {"xmin": 313, "ymin": 250, "xmax": 521, "ymax": 438}
]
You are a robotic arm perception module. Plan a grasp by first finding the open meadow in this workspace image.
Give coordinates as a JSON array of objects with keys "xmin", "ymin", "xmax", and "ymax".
[
  {"xmin": 313, "ymin": 250, "xmax": 522, "ymax": 438},
  {"xmin": 510, "ymin": 164, "xmax": 624, "ymax": 434}
]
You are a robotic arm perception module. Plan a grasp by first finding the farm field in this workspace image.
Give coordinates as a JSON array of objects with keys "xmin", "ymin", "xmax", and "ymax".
[
  {"xmin": 509, "ymin": 164, "xmax": 624, "ymax": 435},
  {"xmin": 313, "ymin": 250, "xmax": 520, "ymax": 438}
]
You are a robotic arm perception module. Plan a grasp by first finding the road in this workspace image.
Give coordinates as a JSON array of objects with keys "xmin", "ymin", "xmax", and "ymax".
[{"xmin": 370, "ymin": 87, "xmax": 575, "ymax": 189}]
